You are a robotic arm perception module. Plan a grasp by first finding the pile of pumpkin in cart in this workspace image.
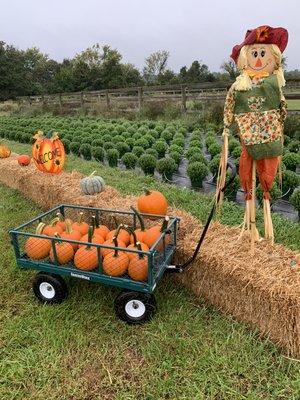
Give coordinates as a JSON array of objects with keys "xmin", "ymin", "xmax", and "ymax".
[{"xmin": 25, "ymin": 190, "xmax": 170, "ymax": 282}]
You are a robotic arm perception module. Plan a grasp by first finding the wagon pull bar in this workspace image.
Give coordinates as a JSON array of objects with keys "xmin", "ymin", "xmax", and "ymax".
[{"xmin": 167, "ymin": 161, "xmax": 236, "ymax": 273}]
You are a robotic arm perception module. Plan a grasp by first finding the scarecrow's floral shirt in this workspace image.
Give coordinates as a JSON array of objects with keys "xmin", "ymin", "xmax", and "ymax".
[{"xmin": 223, "ymin": 84, "xmax": 287, "ymax": 146}]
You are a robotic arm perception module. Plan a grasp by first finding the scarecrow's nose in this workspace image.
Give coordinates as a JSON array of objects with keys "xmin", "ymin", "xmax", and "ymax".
[{"xmin": 255, "ymin": 58, "xmax": 262, "ymax": 68}]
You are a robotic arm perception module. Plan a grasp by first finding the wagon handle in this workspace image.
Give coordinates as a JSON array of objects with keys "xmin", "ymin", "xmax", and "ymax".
[{"xmin": 169, "ymin": 161, "xmax": 236, "ymax": 273}]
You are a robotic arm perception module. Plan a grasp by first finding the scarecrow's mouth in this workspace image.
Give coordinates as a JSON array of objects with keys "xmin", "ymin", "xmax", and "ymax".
[{"xmin": 249, "ymin": 62, "xmax": 269, "ymax": 71}]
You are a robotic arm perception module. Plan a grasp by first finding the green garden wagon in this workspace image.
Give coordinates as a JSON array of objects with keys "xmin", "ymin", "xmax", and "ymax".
[{"xmin": 9, "ymin": 204, "xmax": 180, "ymax": 324}]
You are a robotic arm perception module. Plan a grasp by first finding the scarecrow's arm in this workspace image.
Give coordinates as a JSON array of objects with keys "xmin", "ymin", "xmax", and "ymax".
[
  {"xmin": 223, "ymin": 85, "xmax": 235, "ymax": 135},
  {"xmin": 216, "ymin": 85, "xmax": 236, "ymax": 209}
]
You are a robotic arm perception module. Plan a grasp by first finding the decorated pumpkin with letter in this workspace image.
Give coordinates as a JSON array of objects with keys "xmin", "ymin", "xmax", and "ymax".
[{"xmin": 32, "ymin": 130, "xmax": 65, "ymax": 174}]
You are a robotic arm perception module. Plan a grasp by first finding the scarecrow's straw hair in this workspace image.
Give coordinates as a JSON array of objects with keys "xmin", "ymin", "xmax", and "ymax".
[{"xmin": 1, "ymin": 154, "xmax": 300, "ymax": 357}]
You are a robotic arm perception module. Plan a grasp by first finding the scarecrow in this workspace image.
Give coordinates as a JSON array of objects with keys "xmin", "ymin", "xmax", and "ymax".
[{"xmin": 217, "ymin": 25, "xmax": 288, "ymax": 249}]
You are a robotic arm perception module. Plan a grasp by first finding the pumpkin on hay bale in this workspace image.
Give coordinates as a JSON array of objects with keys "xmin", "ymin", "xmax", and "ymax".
[
  {"xmin": 80, "ymin": 171, "xmax": 105, "ymax": 195},
  {"xmin": 137, "ymin": 188, "xmax": 168, "ymax": 216},
  {"xmin": 17, "ymin": 155, "xmax": 31, "ymax": 166}
]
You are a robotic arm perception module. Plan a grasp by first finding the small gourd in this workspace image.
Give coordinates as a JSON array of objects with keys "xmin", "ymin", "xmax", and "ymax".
[
  {"xmin": 81, "ymin": 171, "xmax": 105, "ymax": 195},
  {"xmin": 17, "ymin": 155, "xmax": 31, "ymax": 166},
  {"xmin": 0, "ymin": 144, "xmax": 11, "ymax": 158}
]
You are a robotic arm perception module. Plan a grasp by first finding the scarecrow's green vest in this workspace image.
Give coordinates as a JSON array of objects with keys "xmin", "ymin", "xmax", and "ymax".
[
  {"xmin": 234, "ymin": 74, "xmax": 283, "ymax": 160},
  {"xmin": 234, "ymin": 74, "xmax": 281, "ymax": 114}
]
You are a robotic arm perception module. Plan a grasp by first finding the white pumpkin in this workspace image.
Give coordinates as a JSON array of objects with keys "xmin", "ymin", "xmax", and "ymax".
[{"xmin": 81, "ymin": 171, "xmax": 105, "ymax": 195}]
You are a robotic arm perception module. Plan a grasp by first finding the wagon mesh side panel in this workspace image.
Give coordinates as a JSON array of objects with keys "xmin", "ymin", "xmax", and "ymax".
[{"xmin": 151, "ymin": 220, "xmax": 176, "ymax": 283}]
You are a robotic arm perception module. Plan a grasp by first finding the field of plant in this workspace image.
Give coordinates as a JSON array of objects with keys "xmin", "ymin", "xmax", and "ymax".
[{"xmin": 0, "ymin": 115, "xmax": 299, "ymax": 218}]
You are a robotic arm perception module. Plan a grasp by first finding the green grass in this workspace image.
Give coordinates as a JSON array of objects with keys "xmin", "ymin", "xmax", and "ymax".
[
  {"xmin": 1, "ymin": 140, "xmax": 300, "ymax": 399},
  {"xmin": 287, "ymin": 99, "xmax": 300, "ymax": 111}
]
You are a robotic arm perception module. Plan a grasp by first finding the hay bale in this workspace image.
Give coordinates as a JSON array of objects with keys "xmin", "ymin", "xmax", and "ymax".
[{"xmin": 1, "ymin": 155, "xmax": 300, "ymax": 357}]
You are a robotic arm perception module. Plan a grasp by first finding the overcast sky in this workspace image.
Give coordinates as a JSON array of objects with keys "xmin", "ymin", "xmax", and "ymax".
[{"xmin": 1, "ymin": 0, "xmax": 299, "ymax": 72}]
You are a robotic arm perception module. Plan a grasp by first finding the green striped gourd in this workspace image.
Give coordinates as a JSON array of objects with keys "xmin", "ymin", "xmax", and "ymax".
[{"xmin": 80, "ymin": 171, "xmax": 105, "ymax": 195}]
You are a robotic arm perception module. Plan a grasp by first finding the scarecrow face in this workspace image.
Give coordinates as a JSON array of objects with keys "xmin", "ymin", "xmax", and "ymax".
[{"xmin": 246, "ymin": 44, "xmax": 277, "ymax": 74}]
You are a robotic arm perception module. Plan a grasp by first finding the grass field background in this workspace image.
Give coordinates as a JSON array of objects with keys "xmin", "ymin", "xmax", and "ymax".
[{"xmin": 0, "ymin": 140, "xmax": 300, "ymax": 399}]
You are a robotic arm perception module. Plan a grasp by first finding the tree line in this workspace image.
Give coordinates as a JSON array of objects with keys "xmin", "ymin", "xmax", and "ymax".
[{"xmin": 0, "ymin": 41, "xmax": 299, "ymax": 101}]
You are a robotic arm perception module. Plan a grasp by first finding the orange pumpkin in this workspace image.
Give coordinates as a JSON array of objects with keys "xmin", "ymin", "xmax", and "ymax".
[
  {"xmin": 43, "ymin": 217, "xmax": 64, "ymax": 236},
  {"xmin": 79, "ymin": 232, "xmax": 104, "ymax": 248},
  {"xmin": 0, "ymin": 144, "xmax": 11, "ymax": 158},
  {"xmin": 137, "ymin": 189, "xmax": 168, "ymax": 216},
  {"xmin": 17, "ymin": 154, "xmax": 31, "ymax": 166},
  {"xmin": 128, "ymin": 243, "xmax": 148, "ymax": 281},
  {"xmin": 50, "ymin": 234, "xmax": 74, "ymax": 264},
  {"xmin": 106, "ymin": 224, "xmax": 131, "ymax": 245},
  {"xmin": 56, "ymin": 212, "xmax": 73, "ymax": 231},
  {"xmin": 72, "ymin": 212, "xmax": 89, "ymax": 236},
  {"xmin": 143, "ymin": 217, "xmax": 170, "ymax": 249},
  {"xmin": 103, "ymin": 237, "xmax": 129, "ymax": 277},
  {"xmin": 32, "ymin": 130, "xmax": 65, "ymax": 174},
  {"xmin": 25, "ymin": 223, "xmax": 51, "ymax": 260},
  {"xmin": 91, "ymin": 215, "xmax": 110, "ymax": 239},
  {"xmin": 74, "ymin": 227, "xmax": 99, "ymax": 271},
  {"xmin": 102, "ymin": 237, "xmax": 126, "ymax": 258},
  {"xmin": 61, "ymin": 220, "xmax": 82, "ymax": 250},
  {"xmin": 126, "ymin": 228, "xmax": 149, "ymax": 261},
  {"xmin": 130, "ymin": 206, "xmax": 147, "ymax": 244}
]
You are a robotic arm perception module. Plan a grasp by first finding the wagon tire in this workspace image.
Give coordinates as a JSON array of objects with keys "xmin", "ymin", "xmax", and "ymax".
[
  {"xmin": 114, "ymin": 291, "xmax": 156, "ymax": 324},
  {"xmin": 32, "ymin": 272, "xmax": 68, "ymax": 304}
]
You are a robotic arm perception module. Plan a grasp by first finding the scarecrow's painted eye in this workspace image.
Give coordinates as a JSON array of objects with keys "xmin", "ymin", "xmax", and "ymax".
[
  {"xmin": 260, "ymin": 50, "xmax": 266, "ymax": 57},
  {"xmin": 252, "ymin": 50, "xmax": 258, "ymax": 58}
]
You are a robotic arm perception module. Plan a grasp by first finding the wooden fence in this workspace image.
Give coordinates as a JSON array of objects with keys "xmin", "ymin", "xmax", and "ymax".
[{"xmin": 15, "ymin": 80, "xmax": 300, "ymax": 113}]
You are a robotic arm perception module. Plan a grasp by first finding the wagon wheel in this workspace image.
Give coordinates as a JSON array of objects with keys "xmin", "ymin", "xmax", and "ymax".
[
  {"xmin": 32, "ymin": 272, "xmax": 68, "ymax": 304},
  {"xmin": 114, "ymin": 291, "xmax": 157, "ymax": 324}
]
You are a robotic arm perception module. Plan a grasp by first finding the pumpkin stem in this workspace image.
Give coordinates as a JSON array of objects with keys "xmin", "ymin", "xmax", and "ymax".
[
  {"xmin": 65, "ymin": 220, "xmax": 72, "ymax": 234},
  {"xmin": 136, "ymin": 241, "xmax": 144, "ymax": 259},
  {"xmin": 113, "ymin": 216, "xmax": 119, "ymax": 229},
  {"xmin": 86, "ymin": 226, "xmax": 94, "ymax": 250},
  {"xmin": 143, "ymin": 188, "xmax": 151, "ymax": 196},
  {"xmin": 78, "ymin": 212, "xmax": 84, "ymax": 224},
  {"xmin": 56, "ymin": 212, "xmax": 65, "ymax": 222},
  {"xmin": 125, "ymin": 226, "xmax": 138, "ymax": 246},
  {"xmin": 114, "ymin": 223, "xmax": 124, "ymax": 239},
  {"xmin": 89, "ymin": 171, "xmax": 97, "ymax": 177},
  {"xmin": 94, "ymin": 213, "xmax": 100, "ymax": 228},
  {"xmin": 49, "ymin": 217, "xmax": 60, "ymax": 227},
  {"xmin": 36, "ymin": 222, "xmax": 46, "ymax": 235},
  {"xmin": 112, "ymin": 236, "xmax": 119, "ymax": 257},
  {"xmin": 130, "ymin": 206, "xmax": 146, "ymax": 232},
  {"xmin": 54, "ymin": 232, "xmax": 62, "ymax": 244},
  {"xmin": 33, "ymin": 130, "xmax": 44, "ymax": 140},
  {"xmin": 160, "ymin": 216, "xmax": 170, "ymax": 233}
]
